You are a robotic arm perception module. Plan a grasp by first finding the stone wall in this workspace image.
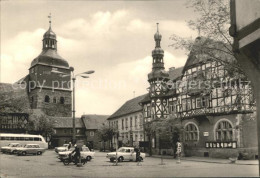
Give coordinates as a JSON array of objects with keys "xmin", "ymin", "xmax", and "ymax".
[{"xmin": 29, "ymin": 88, "xmax": 71, "ymax": 117}]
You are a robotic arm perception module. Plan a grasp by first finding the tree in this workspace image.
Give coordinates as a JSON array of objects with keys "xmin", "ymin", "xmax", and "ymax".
[
  {"xmin": 144, "ymin": 116, "xmax": 182, "ymax": 156},
  {"xmin": 97, "ymin": 124, "xmax": 118, "ymax": 151},
  {"xmin": 169, "ymin": 0, "xmax": 244, "ymax": 76},
  {"xmin": 27, "ymin": 114, "xmax": 55, "ymax": 145}
]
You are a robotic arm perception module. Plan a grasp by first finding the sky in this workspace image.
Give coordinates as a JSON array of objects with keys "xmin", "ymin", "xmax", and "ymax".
[{"xmin": 1, "ymin": 0, "xmax": 198, "ymax": 117}]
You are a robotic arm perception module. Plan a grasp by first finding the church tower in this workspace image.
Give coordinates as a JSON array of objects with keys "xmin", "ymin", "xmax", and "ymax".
[
  {"xmin": 148, "ymin": 23, "xmax": 169, "ymax": 119},
  {"xmin": 28, "ymin": 15, "xmax": 72, "ymax": 117}
]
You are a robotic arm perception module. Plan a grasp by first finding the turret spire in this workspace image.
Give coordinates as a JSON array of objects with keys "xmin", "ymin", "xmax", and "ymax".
[
  {"xmin": 43, "ymin": 13, "xmax": 57, "ymax": 50},
  {"xmin": 48, "ymin": 13, "xmax": 52, "ymax": 28}
]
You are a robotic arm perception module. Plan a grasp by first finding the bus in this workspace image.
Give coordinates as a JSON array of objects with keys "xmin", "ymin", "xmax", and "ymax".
[{"xmin": 0, "ymin": 133, "xmax": 48, "ymax": 149}]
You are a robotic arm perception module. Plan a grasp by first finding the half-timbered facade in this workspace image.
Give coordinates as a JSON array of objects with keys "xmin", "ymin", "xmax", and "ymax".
[{"xmin": 140, "ymin": 26, "xmax": 257, "ymax": 159}]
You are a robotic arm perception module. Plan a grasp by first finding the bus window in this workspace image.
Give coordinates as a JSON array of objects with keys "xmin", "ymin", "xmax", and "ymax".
[
  {"xmin": 29, "ymin": 137, "xmax": 33, "ymax": 141},
  {"xmin": 15, "ymin": 137, "xmax": 20, "ymax": 140},
  {"xmin": 19, "ymin": 137, "xmax": 25, "ymax": 141},
  {"xmin": 34, "ymin": 137, "xmax": 40, "ymax": 141},
  {"xmin": 25, "ymin": 137, "xmax": 29, "ymax": 141},
  {"xmin": 10, "ymin": 137, "xmax": 14, "ymax": 140},
  {"xmin": 0, "ymin": 137, "xmax": 5, "ymax": 140},
  {"xmin": 6, "ymin": 137, "xmax": 10, "ymax": 140}
]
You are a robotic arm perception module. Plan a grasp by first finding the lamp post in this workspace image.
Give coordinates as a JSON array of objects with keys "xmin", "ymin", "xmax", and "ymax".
[
  {"xmin": 52, "ymin": 67, "xmax": 95, "ymax": 144},
  {"xmin": 71, "ymin": 68, "xmax": 95, "ymax": 144}
]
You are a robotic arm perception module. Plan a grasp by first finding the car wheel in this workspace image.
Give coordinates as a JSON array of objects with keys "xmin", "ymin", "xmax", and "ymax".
[
  {"xmin": 110, "ymin": 158, "xmax": 115, "ymax": 162},
  {"xmin": 118, "ymin": 157, "xmax": 123, "ymax": 162},
  {"xmin": 37, "ymin": 151, "xmax": 42, "ymax": 155},
  {"xmin": 22, "ymin": 151, "xmax": 26, "ymax": 156},
  {"xmin": 86, "ymin": 156, "xmax": 92, "ymax": 161}
]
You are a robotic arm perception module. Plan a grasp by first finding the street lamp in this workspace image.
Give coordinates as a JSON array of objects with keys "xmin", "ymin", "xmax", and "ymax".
[
  {"xmin": 71, "ymin": 68, "xmax": 95, "ymax": 144},
  {"xmin": 52, "ymin": 67, "xmax": 95, "ymax": 144}
]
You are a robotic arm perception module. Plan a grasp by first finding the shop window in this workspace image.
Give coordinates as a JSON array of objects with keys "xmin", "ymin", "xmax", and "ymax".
[
  {"xmin": 184, "ymin": 123, "xmax": 199, "ymax": 141},
  {"xmin": 215, "ymin": 120, "xmax": 233, "ymax": 141},
  {"xmin": 45, "ymin": 95, "xmax": 50, "ymax": 103}
]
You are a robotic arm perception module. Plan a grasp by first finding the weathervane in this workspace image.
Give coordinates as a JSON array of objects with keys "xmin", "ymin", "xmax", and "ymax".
[
  {"xmin": 157, "ymin": 23, "xmax": 159, "ymax": 32},
  {"xmin": 48, "ymin": 13, "xmax": 52, "ymax": 27}
]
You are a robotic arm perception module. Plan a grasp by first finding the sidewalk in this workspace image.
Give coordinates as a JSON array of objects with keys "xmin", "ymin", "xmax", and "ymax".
[{"xmin": 150, "ymin": 155, "xmax": 258, "ymax": 165}]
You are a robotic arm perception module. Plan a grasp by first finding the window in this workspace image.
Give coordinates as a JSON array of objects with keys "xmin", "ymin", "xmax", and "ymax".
[
  {"xmin": 215, "ymin": 120, "xmax": 233, "ymax": 141},
  {"xmin": 53, "ymin": 97, "xmax": 57, "ymax": 103},
  {"xmin": 45, "ymin": 95, "xmax": 50, "ymax": 103},
  {"xmin": 182, "ymin": 100, "xmax": 186, "ymax": 111},
  {"xmin": 185, "ymin": 123, "xmax": 198, "ymax": 141},
  {"xmin": 60, "ymin": 97, "xmax": 65, "ymax": 104},
  {"xmin": 90, "ymin": 131, "xmax": 94, "ymax": 136},
  {"xmin": 135, "ymin": 116, "xmax": 137, "ymax": 128},
  {"xmin": 122, "ymin": 119, "xmax": 124, "ymax": 130},
  {"xmin": 125, "ymin": 118, "xmax": 128, "ymax": 129},
  {"xmin": 130, "ymin": 117, "xmax": 133, "ymax": 128},
  {"xmin": 196, "ymin": 98, "xmax": 201, "ymax": 108}
]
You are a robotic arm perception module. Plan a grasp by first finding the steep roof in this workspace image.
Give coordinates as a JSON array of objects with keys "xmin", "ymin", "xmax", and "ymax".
[
  {"xmin": 53, "ymin": 117, "xmax": 85, "ymax": 128},
  {"xmin": 183, "ymin": 36, "xmax": 232, "ymax": 72},
  {"xmin": 108, "ymin": 94, "xmax": 147, "ymax": 120},
  {"xmin": 81, "ymin": 115, "xmax": 109, "ymax": 130},
  {"xmin": 0, "ymin": 83, "xmax": 30, "ymax": 113},
  {"xmin": 168, "ymin": 67, "xmax": 184, "ymax": 81}
]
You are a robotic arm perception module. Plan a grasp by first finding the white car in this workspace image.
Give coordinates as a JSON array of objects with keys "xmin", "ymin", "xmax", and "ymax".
[
  {"xmin": 55, "ymin": 144, "xmax": 69, "ymax": 153},
  {"xmin": 106, "ymin": 147, "xmax": 145, "ymax": 162},
  {"xmin": 16, "ymin": 144, "xmax": 46, "ymax": 156},
  {"xmin": 58, "ymin": 146, "xmax": 95, "ymax": 161},
  {"xmin": 1, "ymin": 143, "xmax": 21, "ymax": 154}
]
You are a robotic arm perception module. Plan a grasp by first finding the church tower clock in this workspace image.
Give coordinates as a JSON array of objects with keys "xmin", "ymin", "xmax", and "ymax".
[
  {"xmin": 147, "ymin": 23, "xmax": 170, "ymax": 120},
  {"xmin": 28, "ymin": 16, "xmax": 72, "ymax": 117}
]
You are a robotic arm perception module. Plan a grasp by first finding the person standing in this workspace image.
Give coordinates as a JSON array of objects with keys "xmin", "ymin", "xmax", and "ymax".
[
  {"xmin": 68, "ymin": 142, "xmax": 72, "ymax": 150},
  {"xmin": 71, "ymin": 144, "xmax": 81, "ymax": 164},
  {"xmin": 176, "ymin": 141, "xmax": 182, "ymax": 164}
]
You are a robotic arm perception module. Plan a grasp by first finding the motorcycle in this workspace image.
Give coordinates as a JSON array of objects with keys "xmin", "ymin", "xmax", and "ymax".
[{"xmin": 61, "ymin": 153, "xmax": 87, "ymax": 165}]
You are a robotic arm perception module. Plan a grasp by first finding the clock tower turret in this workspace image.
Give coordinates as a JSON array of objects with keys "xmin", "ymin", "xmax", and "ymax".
[{"xmin": 147, "ymin": 23, "xmax": 169, "ymax": 119}]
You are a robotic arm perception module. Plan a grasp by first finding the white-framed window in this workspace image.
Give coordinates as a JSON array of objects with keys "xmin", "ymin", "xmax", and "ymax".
[
  {"xmin": 184, "ymin": 122, "xmax": 199, "ymax": 141},
  {"xmin": 215, "ymin": 120, "xmax": 233, "ymax": 141},
  {"xmin": 90, "ymin": 131, "xmax": 94, "ymax": 137}
]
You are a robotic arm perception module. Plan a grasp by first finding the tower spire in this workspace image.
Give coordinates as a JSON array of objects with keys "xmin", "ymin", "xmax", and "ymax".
[
  {"xmin": 157, "ymin": 23, "xmax": 159, "ymax": 33},
  {"xmin": 48, "ymin": 13, "xmax": 52, "ymax": 28}
]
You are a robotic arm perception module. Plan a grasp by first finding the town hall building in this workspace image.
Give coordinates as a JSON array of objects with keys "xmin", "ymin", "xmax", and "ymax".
[{"xmin": 109, "ymin": 24, "xmax": 257, "ymax": 159}]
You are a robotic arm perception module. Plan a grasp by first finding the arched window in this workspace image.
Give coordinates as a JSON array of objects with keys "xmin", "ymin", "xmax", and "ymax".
[
  {"xmin": 44, "ymin": 95, "xmax": 50, "ymax": 103},
  {"xmin": 53, "ymin": 97, "xmax": 57, "ymax": 103},
  {"xmin": 60, "ymin": 97, "xmax": 65, "ymax": 104},
  {"xmin": 215, "ymin": 120, "xmax": 233, "ymax": 141},
  {"xmin": 184, "ymin": 123, "xmax": 199, "ymax": 141}
]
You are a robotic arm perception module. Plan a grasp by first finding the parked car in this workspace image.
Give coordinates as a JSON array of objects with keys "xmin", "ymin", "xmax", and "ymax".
[
  {"xmin": 106, "ymin": 147, "xmax": 145, "ymax": 162},
  {"xmin": 1, "ymin": 143, "xmax": 21, "ymax": 154},
  {"xmin": 55, "ymin": 144, "xmax": 69, "ymax": 153},
  {"xmin": 6, "ymin": 143, "xmax": 23, "ymax": 154},
  {"xmin": 16, "ymin": 144, "xmax": 46, "ymax": 156},
  {"xmin": 58, "ymin": 146, "xmax": 95, "ymax": 161}
]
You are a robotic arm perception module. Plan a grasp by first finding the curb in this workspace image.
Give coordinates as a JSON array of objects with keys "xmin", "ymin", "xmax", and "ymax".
[{"xmin": 150, "ymin": 155, "xmax": 258, "ymax": 165}]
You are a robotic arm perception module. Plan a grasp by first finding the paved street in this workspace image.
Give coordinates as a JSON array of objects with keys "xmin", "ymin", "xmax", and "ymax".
[{"xmin": 0, "ymin": 150, "xmax": 258, "ymax": 177}]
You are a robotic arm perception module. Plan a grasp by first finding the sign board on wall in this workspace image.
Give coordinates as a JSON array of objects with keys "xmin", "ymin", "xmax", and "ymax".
[
  {"xmin": 205, "ymin": 141, "xmax": 237, "ymax": 149},
  {"xmin": 203, "ymin": 132, "xmax": 209, "ymax": 136}
]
